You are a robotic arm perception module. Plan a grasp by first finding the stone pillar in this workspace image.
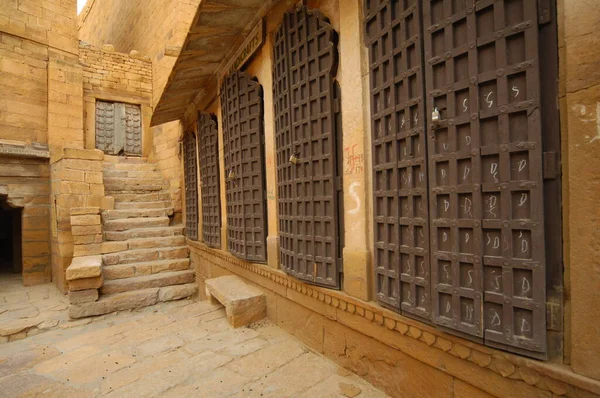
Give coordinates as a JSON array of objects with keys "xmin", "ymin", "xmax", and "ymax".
[
  {"xmin": 559, "ymin": 0, "xmax": 600, "ymax": 381},
  {"xmin": 338, "ymin": 0, "xmax": 372, "ymax": 301},
  {"xmin": 246, "ymin": 37, "xmax": 280, "ymax": 269}
]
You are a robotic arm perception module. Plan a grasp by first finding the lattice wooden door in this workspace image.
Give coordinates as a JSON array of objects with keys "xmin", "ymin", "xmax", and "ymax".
[
  {"xmin": 183, "ymin": 130, "xmax": 198, "ymax": 240},
  {"xmin": 221, "ymin": 70, "xmax": 268, "ymax": 262},
  {"xmin": 198, "ymin": 112, "xmax": 221, "ymax": 248},
  {"xmin": 273, "ymin": 5, "xmax": 343, "ymax": 288}
]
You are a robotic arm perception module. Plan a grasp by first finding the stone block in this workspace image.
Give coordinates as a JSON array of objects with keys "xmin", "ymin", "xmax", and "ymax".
[
  {"xmin": 204, "ymin": 275, "xmax": 266, "ymax": 328},
  {"xmin": 70, "ymin": 207, "xmax": 100, "ymax": 215},
  {"xmin": 158, "ymin": 283, "xmax": 197, "ymax": 302},
  {"xmin": 70, "ymin": 214, "xmax": 101, "ymax": 226},
  {"xmin": 73, "ymin": 243, "xmax": 102, "ymax": 257},
  {"xmin": 102, "ymin": 241, "xmax": 128, "ymax": 254},
  {"xmin": 66, "ymin": 255, "xmax": 102, "ymax": 280},
  {"xmin": 72, "ymin": 234, "xmax": 103, "ymax": 245},
  {"xmin": 69, "ymin": 288, "xmax": 159, "ymax": 319},
  {"xmin": 69, "ymin": 289, "xmax": 98, "ymax": 304},
  {"xmin": 69, "ymin": 274, "xmax": 103, "ymax": 292},
  {"xmin": 71, "ymin": 225, "xmax": 101, "ymax": 236}
]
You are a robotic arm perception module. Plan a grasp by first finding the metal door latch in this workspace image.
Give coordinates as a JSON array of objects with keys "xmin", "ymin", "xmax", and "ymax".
[
  {"xmin": 432, "ymin": 107, "xmax": 441, "ymax": 127},
  {"xmin": 227, "ymin": 169, "xmax": 236, "ymax": 182},
  {"xmin": 289, "ymin": 152, "xmax": 300, "ymax": 164}
]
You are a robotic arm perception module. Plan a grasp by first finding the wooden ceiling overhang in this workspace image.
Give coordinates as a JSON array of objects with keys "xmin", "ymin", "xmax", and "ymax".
[{"xmin": 151, "ymin": 0, "xmax": 275, "ymax": 126}]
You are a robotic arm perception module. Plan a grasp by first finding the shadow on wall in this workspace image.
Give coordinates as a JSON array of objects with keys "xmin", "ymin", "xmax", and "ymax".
[{"xmin": 0, "ymin": 197, "xmax": 22, "ymax": 275}]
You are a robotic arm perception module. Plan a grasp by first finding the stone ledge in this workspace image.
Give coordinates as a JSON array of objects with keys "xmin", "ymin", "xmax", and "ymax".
[
  {"xmin": 66, "ymin": 255, "xmax": 102, "ymax": 281},
  {"xmin": 188, "ymin": 239, "xmax": 600, "ymax": 397}
]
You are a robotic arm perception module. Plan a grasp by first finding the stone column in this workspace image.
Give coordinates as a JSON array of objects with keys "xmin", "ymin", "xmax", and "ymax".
[
  {"xmin": 338, "ymin": 0, "xmax": 372, "ymax": 301},
  {"xmin": 559, "ymin": 0, "xmax": 600, "ymax": 381}
]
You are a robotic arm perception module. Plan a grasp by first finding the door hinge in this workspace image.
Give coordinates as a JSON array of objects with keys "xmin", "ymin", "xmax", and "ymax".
[
  {"xmin": 546, "ymin": 301, "xmax": 562, "ymax": 332},
  {"xmin": 538, "ymin": 0, "xmax": 552, "ymax": 25},
  {"xmin": 543, "ymin": 151, "xmax": 558, "ymax": 179}
]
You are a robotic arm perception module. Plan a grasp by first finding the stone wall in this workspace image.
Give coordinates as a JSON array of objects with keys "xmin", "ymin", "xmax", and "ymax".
[
  {"xmin": 79, "ymin": 43, "xmax": 153, "ymax": 156},
  {"xmin": 79, "ymin": 0, "xmax": 200, "ymax": 218},
  {"xmin": 50, "ymin": 148, "xmax": 112, "ymax": 293},
  {"xmin": 558, "ymin": 0, "xmax": 600, "ymax": 381},
  {"xmin": 0, "ymin": 155, "xmax": 51, "ymax": 286}
]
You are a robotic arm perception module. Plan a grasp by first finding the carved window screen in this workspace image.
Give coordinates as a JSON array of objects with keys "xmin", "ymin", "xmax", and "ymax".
[
  {"xmin": 273, "ymin": 5, "xmax": 343, "ymax": 288},
  {"xmin": 95, "ymin": 100, "xmax": 142, "ymax": 156},
  {"xmin": 221, "ymin": 70, "xmax": 268, "ymax": 263},
  {"xmin": 198, "ymin": 112, "xmax": 221, "ymax": 248}
]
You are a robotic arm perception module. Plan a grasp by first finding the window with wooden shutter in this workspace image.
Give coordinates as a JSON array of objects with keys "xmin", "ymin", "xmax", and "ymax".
[
  {"xmin": 198, "ymin": 112, "xmax": 221, "ymax": 248},
  {"xmin": 221, "ymin": 70, "xmax": 268, "ymax": 262},
  {"xmin": 183, "ymin": 130, "xmax": 199, "ymax": 240},
  {"xmin": 96, "ymin": 100, "xmax": 142, "ymax": 156},
  {"xmin": 273, "ymin": 5, "xmax": 344, "ymax": 288}
]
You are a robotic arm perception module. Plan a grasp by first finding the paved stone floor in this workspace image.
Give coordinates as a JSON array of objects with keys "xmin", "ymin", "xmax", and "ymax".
[
  {"xmin": 0, "ymin": 274, "xmax": 70, "ymax": 342},
  {"xmin": 0, "ymin": 298, "xmax": 389, "ymax": 397}
]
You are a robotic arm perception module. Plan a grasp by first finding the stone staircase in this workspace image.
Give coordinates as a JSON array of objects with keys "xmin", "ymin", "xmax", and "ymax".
[{"xmin": 68, "ymin": 156, "xmax": 196, "ymax": 318}]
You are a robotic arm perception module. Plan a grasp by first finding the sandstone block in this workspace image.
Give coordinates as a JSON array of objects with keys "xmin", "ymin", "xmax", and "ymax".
[
  {"xmin": 73, "ymin": 243, "xmax": 102, "ymax": 257},
  {"xmin": 71, "ymin": 225, "xmax": 101, "ymax": 236},
  {"xmin": 102, "ymin": 241, "xmax": 128, "ymax": 254},
  {"xmin": 71, "ymin": 214, "xmax": 101, "ymax": 226},
  {"xmin": 69, "ymin": 274, "xmax": 103, "ymax": 292},
  {"xmin": 66, "ymin": 255, "xmax": 102, "ymax": 280},
  {"xmin": 69, "ymin": 288, "xmax": 159, "ymax": 319},
  {"xmin": 69, "ymin": 289, "xmax": 98, "ymax": 304},
  {"xmin": 205, "ymin": 275, "xmax": 266, "ymax": 328},
  {"xmin": 62, "ymin": 148, "xmax": 104, "ymax": 161},
  {"xmin": 70, "ymin": 207, "xmax": 100, "ymax": 215},
  {"xmin": 73, "ymin": 234, "xmax": 102, "ymax": 245},
  {"xmin": 158, "ymin": 283, "xmax": 197, "ymax": 302}
]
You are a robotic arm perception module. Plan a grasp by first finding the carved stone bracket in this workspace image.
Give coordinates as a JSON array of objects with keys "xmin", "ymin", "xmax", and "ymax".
[{"xmin": 0, "ymin": 140, "xmax": 50, "ymax": 160}]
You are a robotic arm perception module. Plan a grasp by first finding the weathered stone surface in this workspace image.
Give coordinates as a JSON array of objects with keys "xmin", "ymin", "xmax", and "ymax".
[
  {"xmin": 340, "ymin": 382, "xmax": 362, "ymax": 397},
  {"xmin": 71, "ymin": 214, "xmax": 101, "ymax": 226},
  {"xmin": 66, "ymin": 255, "xmax": 102, "ymax": 280},
  {"xmin": 103, "ymin": 259, "xmax": 190, "ymax": 280},
  {"xmin": 102, "ymin": 241, "xmax": 128, "ymax": 254},
  {"xmin": 205, "ymin": 275, "xmax": 266, "ymax": 328},
  {"xmin": 73, "ymin": 243, "xmax": 103, "ymax": 257},
  {"xmin": 69, "ymin": 274, "xmax": 104, "ymax": 292},
  {"xmin": 158, "ymin": 283, "xmax": 197, "ymax": 302},
  {"xmin": 71, "ymin": 225, "xmax": 102, "ymax": 236},
  {"xmin": 102, "ymin": 207, "xmax": 173, "ymax": 220},
  {"xmin": 69, "ymin": 288, "xmax": 159, "ymax": 318},
  {"xmin": 69, "ymin": 289, "xmax": 99, "ymax": 304},
  {"xmin": 104, "ymin": 226, "xmax": 184, "ymax": 241},
  {"xmin": 100, "ymin": 270, "xmax": 195, "ymax": 294},
  {"xmin": 103, "ymin": 216, "xmax": 170, "ymax": 231},
  {"xmin": 70, "ymin": 207, "xmax": 100, "ymax": 215}
]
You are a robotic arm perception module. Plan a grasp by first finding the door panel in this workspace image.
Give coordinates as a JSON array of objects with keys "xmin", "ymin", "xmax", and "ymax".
[
  {"xmin": 198, "ymin": 112, "xmax": 221, "ymax": 249},
  {"xmin": 423, "ymin": 0, "xmax": 546, "ymax": 354},
  {"xmin": 183, "ymin": 131, "xmax": 199, "ymax": 241},
  {"xmin": 95, "ymin": 100, "xmax": 142, "ymax": 156},
  {"xmin": 364, "ymin": 0, "xmax": 431, "ymax": 318},
  {"xmin": 273, "ymin": 5, "xmax": 343, "ymax": 288},
  {"xmin": 221, "ymin": 70, "xmax": 268, "ymax": 263}
]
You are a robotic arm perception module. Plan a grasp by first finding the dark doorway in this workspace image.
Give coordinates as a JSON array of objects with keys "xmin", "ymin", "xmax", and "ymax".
[{"xmin": 0, "ymin": 198, "xmax": 22, "ymax": 275}]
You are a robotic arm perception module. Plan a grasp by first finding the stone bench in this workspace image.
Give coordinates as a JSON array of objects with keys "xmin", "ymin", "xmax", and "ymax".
[{"xmin": 205, "ymin": 275, "xmax": 266, "ymax": 328}]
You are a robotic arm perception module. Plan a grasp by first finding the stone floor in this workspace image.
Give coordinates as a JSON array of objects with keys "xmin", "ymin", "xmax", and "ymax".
[
  {"xmin": 0, "ymin": 298, "xmax": 389, "ymax": 397},
  {"xmin": 0, "ymin": 274, "xmax": 71, "ymax": 342}
]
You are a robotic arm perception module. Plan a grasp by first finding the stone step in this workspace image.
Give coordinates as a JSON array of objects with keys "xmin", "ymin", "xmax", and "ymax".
[
  {"xmin": 103, "ymin": 245, "xmax": 189, "ymax": 265},
  {"xmin": 104, "ymin": 155, "xmax": 149, "ymax": 164},
  {"xmin": 115, "ymin": 200, "xmax": 171, "ymax": 210},
  {"xmin": 127, "ymin": 235, "xmax": 186, "ymax": 250},
  {"xmin": 69, "ymin": 284, "xmax": 197, "ymax": 319},
  {"xmin": 108, "ymin": 163, "xmax": 158, "ymax": 172},
  {"xmin": 100, "ymin": 270, "xmax": 195, "ymax": 295},
  {"xmin": 103, "ymin": 258, "xmax": 191, "ymax": 280},
  {"xmin": 110, "ymin": 192, "xmax": 171, "ymax": 203},
  {"xmin": 104, "ymin": 225, "xmax": 184, "ymax": 241},
  {"xmin": 102, "ymin": 207, "xmax": 174, "ymax": 220},
  {"xmin": 103, "ymin": 170, "xmax": 163, "ymax": 180},
  {"xmin": 103, "ymin": 217, "xmax": 170, "ymax": 231},
  {"xmin": 105, "ymin": 182, "xmax": 166, "ymax": 193}
]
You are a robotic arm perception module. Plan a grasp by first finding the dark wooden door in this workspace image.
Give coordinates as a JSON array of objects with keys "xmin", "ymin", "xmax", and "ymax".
[
  {"xmin": 198, "ymin": 112, "xmax": 221, "ymax": 249},
  {"xmin": 221, "ymin": 70, "xmax": 268, "ymax": 262},
  {"xmin": 273, "ymin": 5, "xmax": 343, "ymax": 288},
  {"xmin": 183, "ymin": 131, "xmax": 198, "ymax": 241}
]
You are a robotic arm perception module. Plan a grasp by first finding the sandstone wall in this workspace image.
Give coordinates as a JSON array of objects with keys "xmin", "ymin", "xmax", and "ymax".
[
  {"xmin": 79, "ymin": 0, "xmax": 201, "ymax": 218},
  {"xmin": 79, "ymin": 43, "xmax": 153, "ymax": 156},
  {"xmin": 558, "ymin": 0, "xmax": 600, "ymax": 381}
]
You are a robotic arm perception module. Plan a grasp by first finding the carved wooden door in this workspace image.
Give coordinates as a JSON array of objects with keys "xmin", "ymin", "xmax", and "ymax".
[{"xmin": 95, "ymin": 100, "xmax": 142, "ymax": 156}]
